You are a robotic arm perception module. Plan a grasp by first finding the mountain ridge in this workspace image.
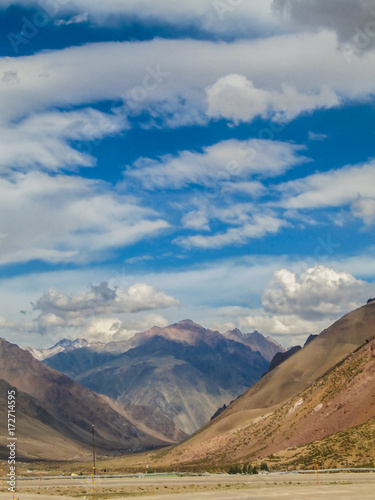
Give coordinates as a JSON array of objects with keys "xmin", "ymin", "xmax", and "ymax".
[
  {"xmin": 41, "ymin": 321, "xmax": 281, "ymax": 436},
  {"xmin": 152, "ymin": 301, "xmax": 375, "ymax": 467}
]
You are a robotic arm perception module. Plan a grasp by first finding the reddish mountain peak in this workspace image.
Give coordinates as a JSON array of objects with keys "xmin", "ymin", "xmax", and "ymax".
[{"xmin": 141, "ymin": 319, "xmax": 219, "ymax": 346}]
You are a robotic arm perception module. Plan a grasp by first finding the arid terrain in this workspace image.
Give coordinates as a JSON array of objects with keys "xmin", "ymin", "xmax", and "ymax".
[{"xmin": 151, "ymin": 301, "xmax": 375, "ymax": 469}]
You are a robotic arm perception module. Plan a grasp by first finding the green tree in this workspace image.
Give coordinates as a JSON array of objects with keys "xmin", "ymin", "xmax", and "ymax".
[
  {"xmin": 260, "ymin": 462, "xmax": 269, "ymax": 472},
  {"xmin": 234, "ymin": 464, "xmax": 242, "ymax": 474}
]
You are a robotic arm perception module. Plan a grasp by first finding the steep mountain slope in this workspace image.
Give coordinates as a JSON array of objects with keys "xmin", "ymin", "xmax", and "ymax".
[
  {"xmin": 267, "ymin": 345, "xmax": 302, "ymax": 373},
  {"xmin": 43, "ymin": 320, "xmax": 275, "ymax": 436},
  {"xmin": 0, "ymin": 378, "xmax": 100, "ymax": 461},
  {"xmin": 155, "ymin": 301, "xmax": 375, "ymax": 467},
  {"xmin": 0, "ymin": 338, "xmax": 172, "ymax": 460}
]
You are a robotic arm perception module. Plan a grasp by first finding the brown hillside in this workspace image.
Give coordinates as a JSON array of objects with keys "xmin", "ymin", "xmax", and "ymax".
[
  {"xmin": 0, "ymin": 338, "xmax": 171, "ymax": 460},
  {"xmin": 155, "ymin": 301, "xmax": 375, "ymax": 467}
]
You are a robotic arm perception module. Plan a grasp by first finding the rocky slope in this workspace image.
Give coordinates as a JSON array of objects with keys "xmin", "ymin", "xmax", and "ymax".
[{"xmin": 153, "ymin": 301, "xmax": 375, "ymax": 468}]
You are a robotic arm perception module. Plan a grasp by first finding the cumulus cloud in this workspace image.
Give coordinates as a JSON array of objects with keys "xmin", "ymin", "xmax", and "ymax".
[
  {"xmin": 279, "ymin": 161, "xmax": 375, "ymax": 225},
  {"xmin": 32, "ymin": 281, "xmax": 179, "ymax": 337},
  {"xmin": 262, "ymin": 266, "xmax": 371, "ymax": 319},
  {"xmin": 34, "ymin": 282, "xmax": 179, "ymax": 320},
  {"xmin": 81, "ymin": 314, "xmax": 169, "ymax": 343},
  {"xmin": 240, "ymin": 265, "xmax": 375, "ymax": 338},
  {"xmin": 0, "ymin": 172, "xmax": 169, "ymax": 266},
  {"xmin": 206, "ymin": 74, "xmax": 339, "ymax": 124},
  {"xmin": 125, "ymin": 139, "xmax": 306, "ymax": 190}
]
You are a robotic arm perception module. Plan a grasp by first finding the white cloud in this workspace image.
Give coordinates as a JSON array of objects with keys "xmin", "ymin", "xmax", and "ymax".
[
  {"xmin": 352, "ymin": 198, "xmax": 375, "ymax": 225},
  {"xmin": 280, "ymin": 161, "xmax": 375, "ymax": 225},
  {"xmin": 176, "ymin": 213, "xmax": 286, "ymax": 249},
  {"xmin": 0, "ymin": 254, "xmax": 290, "ymax": 345},
  {"xmin": 308, "ymin": 131, "xmax": 328, "ymax": 141},
  {"xmin": 262, "ymin": 265, "xmax": 371, "ymax": 319},
  {"xmin": 6, "ymin": 0, "xmax": 278, "ymax": 36},
  {"xmin": 55, "ymin": 12, "xmax": 89, "ymax": 26},
  {"xmin": 181, "ymin": 209, "xmax": 211, "ymax": 232},
  {"xmin": 239, "ymin": 312, "xmax": 319, "ymax": 338},
  {"xmin": 175, "ymin": 200, "xmax": 290, "ymax": 250},
  {"xmin": 82, "ymin": 313, "xmax": 169, "ymax": 343},
  {"xmin": 1, "ymin": 32, "xmax": 375, "ymax": 136},
  {"xmin": 32, "ymin": 281, "xmax": 179, "ymax": 335},
  {"xmin": 1, "ymin": 253, "xmax": 375, "ymax": 347},
  {"xmin": 0, "ymin": 172, "xmax": 169, "ymax": 265},
  {"xmin": 34, "ymin": 282, "xmax": 179, "ymax": 318},
  {"xmin": 221, "ymin": 180, "xmax": 266, "ymax": 196},
  {"xmin": 124, "ymin": 139, "xmax": 306, "ymax": 190},
  {"xmin": 0, "ymin": 108, "xmax": 127, "ymax": 173},
  {"xmin": 240, "ymin": 265, "xmax": 375, "ymax": 338},
  {"xmin": 206, "ymin": 74, "xmax": 339, "ymax": 124}
]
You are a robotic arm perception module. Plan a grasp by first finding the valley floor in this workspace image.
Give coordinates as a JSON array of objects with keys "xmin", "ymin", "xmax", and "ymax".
[{"xmin": 1, "ymin": 472, "xmax": 374, "ymax": 500}]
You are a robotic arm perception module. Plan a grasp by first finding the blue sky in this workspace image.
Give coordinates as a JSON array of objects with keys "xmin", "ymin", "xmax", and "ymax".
[{"xmin": 1, "ymin": 0, "xmax": 375, "ymax": 348}]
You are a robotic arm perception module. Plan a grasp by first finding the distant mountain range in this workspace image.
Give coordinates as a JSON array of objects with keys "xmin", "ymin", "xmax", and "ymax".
[
  {"xmin": 25, "ymin": 338, "xmax": 98, "ymax": 361},
  {"xmin": 0, "ymin": 338, "xmax": 172, "ymax": 461},
  {"xmin": 28, "ymin": 320, "xmax": 284, "ymax": 437},
  {"xmin": 154, "ymin": 301, "xmax": 375, "ymax": 469}
]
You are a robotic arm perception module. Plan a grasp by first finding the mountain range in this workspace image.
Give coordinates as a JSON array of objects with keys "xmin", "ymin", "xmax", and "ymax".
[
  {"xmin": 2, "ymin": 300, "xmax": 374, "ymax": 470},
  {"xmin": 153, "ymin": 301, "xmax": 375, "ymax": 469},
  {"xmin": 38, "ymin": 320, "xmax": 283, "ymax": 436}
]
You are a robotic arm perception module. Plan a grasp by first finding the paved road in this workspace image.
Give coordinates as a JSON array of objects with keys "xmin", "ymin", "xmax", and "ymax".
[{"xmin": 1, "ymin": 472, "xmax": 374, "ymax": 500}]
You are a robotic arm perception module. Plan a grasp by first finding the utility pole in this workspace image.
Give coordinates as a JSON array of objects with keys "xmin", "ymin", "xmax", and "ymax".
[
  {"xmin": 92, "ymin": 425, "xmax": 96, "ymax": 500},
  {"xmin": 92, "ymin": 425, "xmax": 96, "ymax": 475}
]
